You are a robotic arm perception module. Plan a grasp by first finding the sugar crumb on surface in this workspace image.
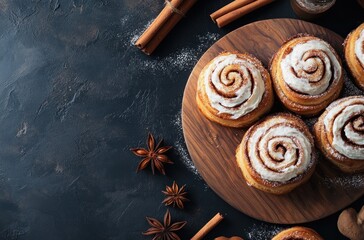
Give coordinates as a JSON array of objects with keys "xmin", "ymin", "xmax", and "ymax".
[
  {"xmin": 320, "ymin": 174, "xmax": 364, "ymax": 189},
  {"xmin": 133, "ymin": 32, "xmax": 221, "ymax": 73},
  {"xmin": 129, "ymin": 18, "xmax": 155, "ymax": 46},
  {"xmin": 172, "ymin": 111, "xmax": 201, "ymax": 179},
  {"xmin": 244, "ymin": 223, "xmax": 283, "ymax": 240}
]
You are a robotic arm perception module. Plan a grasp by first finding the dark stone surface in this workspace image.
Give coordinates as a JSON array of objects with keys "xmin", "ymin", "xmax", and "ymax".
[{"xmin": 0, "ymin": 0, "xmax": 362, "ymax": 239}]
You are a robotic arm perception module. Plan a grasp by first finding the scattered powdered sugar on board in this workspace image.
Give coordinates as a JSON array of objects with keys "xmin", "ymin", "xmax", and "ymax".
[
  {"xmin": 244, "ymin": 223, "xmax": 283, "ymax": 240},
  {"xmin": 321, "ymin": 174, "xmax": 364, "ymax": 189},
  {"xmin": 172, "ymin": 110, "xmax": 202, "ymax": 179}
]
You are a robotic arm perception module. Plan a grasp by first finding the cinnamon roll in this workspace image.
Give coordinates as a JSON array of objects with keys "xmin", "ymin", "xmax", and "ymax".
[
  {"xmin": 272, "ymin": 226, "xmax": 323, "ymax": 240},
  {"xmin": 270, "ymin": 35, "xmax": 344, "ymax": 116},
  {"xmin": 344, "ymin": 23, "xmax": 364, "ymax": 90},
  {"xmin": 196, "ymin": 52, "xmax": 274, "ymax": 128},
  {"xmin": 236, "ymin": 113, "xmax": 317, "ymax": 194},
  {"xmin": 314, "ymin": 96, "xmax": 364, "ymax": 173}
]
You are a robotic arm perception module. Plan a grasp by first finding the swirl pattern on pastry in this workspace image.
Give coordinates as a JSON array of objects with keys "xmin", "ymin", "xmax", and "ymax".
[
  {"xmin": 204, "ymin": 54, "xmax": 264, "ymax": 119},
  {"xmin": 236, "ymin": 113, "xmax": 317, "ymax": 194},
  {"xmin": 270, "ymin": 35, "xmax": 343, "ymax": 116},
  {"xmin": 247, "ymin": 115, "xmax": 313, "ymax": 182},
  {"xmin": 323, "ymin": 97, "xmax": 364, "ymax": 160},
  {"xmin": 197, "ymin": 52, "xmax": 274, "ymax": 128},
  {"xmin": 314, "ymin": 96, "xmax": 364, "ymax": 173},
  {"xmin": 281, "ymin": 39, "xmax": 341, "ymax": 95}
]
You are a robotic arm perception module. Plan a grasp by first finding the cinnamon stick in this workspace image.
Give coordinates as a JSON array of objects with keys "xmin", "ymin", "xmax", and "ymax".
[
  {"xmin": 136, "ymin": 0, "xmax": 184, "ymax": 49},
  {"xmin": 135, "ymin": 0, "xmax": 197, "ymax": 55},
  {"xmin": 191, "ymin": 213, "xmax": 224, "ymax": 240},
  {"xmin": 210, "ymin": 0, "xmax": 256, "ymax": 22},
  {"xmin": 214, "ymin": 0, "xmax": 275, "ymax": 28}
]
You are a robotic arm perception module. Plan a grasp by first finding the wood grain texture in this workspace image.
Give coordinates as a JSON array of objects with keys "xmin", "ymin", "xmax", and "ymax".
[{"xmin": 181, "ymin": 18, "xmax": 364, "ymax": 224}]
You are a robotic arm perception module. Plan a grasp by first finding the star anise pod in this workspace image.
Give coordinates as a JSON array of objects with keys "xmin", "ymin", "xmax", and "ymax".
[
  {"xmin": 143, "ymin": 209, "xmax": 187, "ymax": 240},
  {"xmin": 162, "ymin": 181, "xmax": 189, "ymax": 209},
  {"xmin": 130, "ymin": 133, "xmax": 173, "ymax": 175}
]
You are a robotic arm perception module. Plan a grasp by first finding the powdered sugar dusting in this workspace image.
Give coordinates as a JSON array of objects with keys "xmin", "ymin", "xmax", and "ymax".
[
  {"xmin": 138, "ymin": 48, "xmax": 196, "ymax": 71},
  {"xmin": 244, "ymin": 223, "xmax": 283, "ymax": 240},
  {"xmin": 321, "ymin": 174, "xmax": 364, "ymax": 189},
  {"xmin": 137, "ymin": 48, "xmax": 199, "ymax": 72},
  {"xmin": 119, "ymin": 13, "xmax": 220, "ymax": 72},
  {"xmin": 130, "ymin": 34, "xmax": 139, "ymax": 47},
  {"xmin": 133, "ymin": 32, "xmax": 221, "ymax": 72},
  {"xmin": 117, "ymin": 15, "xmax": 156, "ymax": 48},
  {"xmin": 175, "ymin": 140, "xmax": 200, "ymax": 178},
  {"xmin": 121, "ymin": 12, "xmax": 220, "ymax": 57},
  {"xmin": 197, "ymin": 32, "xmax": 220, "ymax": 51},
  {"xmin": 173, "ymin": 111, "xmax": 201, "ymax": 179},
  {"xmin": 120, "ymin": 16, "xmax": 129, "ymax": 26},
  {"xmin": 129, "ymin": 18, "xmax": 155, "ymax": 46},
  {"xmin": 173, "ymin": 49, "xmax": 199, "ymax": 70}
]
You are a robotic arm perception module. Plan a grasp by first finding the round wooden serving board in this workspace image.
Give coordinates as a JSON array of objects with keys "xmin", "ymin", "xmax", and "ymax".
[{"xmin": 182, "ymin": 18, "xmax": 364, "ymax": 224}]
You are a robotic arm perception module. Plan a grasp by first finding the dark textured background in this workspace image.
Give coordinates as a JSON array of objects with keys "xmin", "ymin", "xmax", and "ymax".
[{"xmin": 0, "ymin": 0, "xmax": 363, "ymax": 239}]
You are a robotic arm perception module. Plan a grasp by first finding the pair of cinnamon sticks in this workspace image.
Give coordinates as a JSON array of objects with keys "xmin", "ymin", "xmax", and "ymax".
[
  {"xmin": 135, "ymin": 0, "xmax": 197, "ymax": 55},
  {"xmin": 135, "ymin": 0, "xmax": 275, "ymax": 54},
  {"xmin": 211, "ymin": 0, "xmax": 275, "ymax": 28}
]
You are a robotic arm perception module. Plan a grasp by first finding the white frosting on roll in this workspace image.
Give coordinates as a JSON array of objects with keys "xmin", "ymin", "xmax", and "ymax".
[
  {"xmin": 324, "ymin": 97, "xmax": 364, "ymax": 160},
  {"xmin": 355, "ymin": 28, "xmax": 364, "ymax": 67},
  {"xmin": 280, "ymin": 39, "xmax": 341, "ymax": 95},
  {"xmin": 204, "ymin": 54, "xmax": 265, "ymax": 119},
  {"xmin": 247, "ymin": 116, "xmax": 312, "ymax": 182}
]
